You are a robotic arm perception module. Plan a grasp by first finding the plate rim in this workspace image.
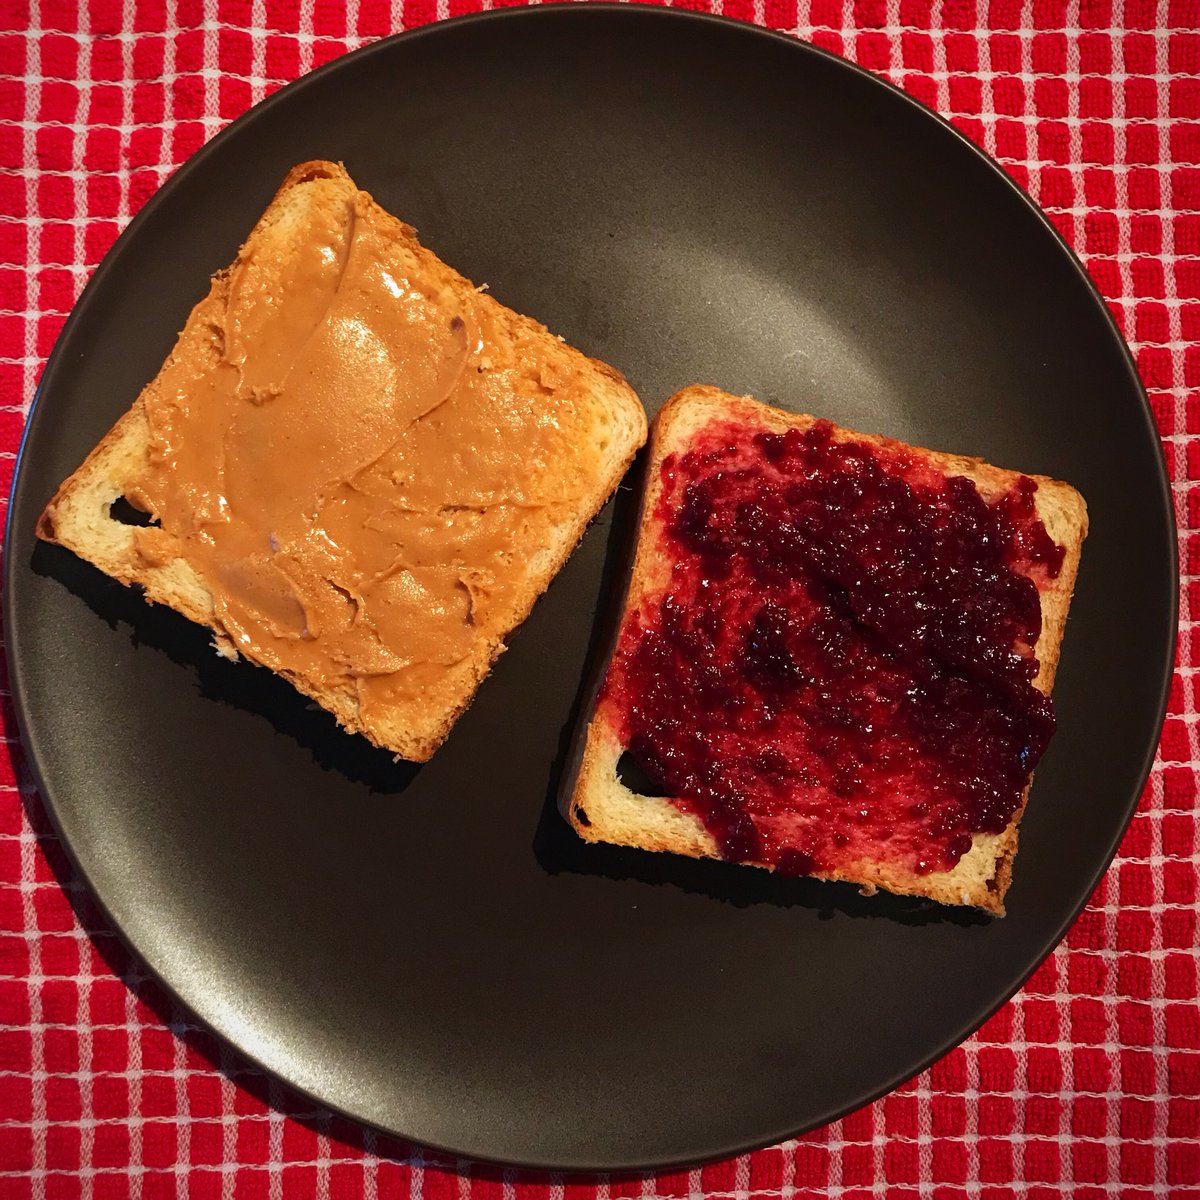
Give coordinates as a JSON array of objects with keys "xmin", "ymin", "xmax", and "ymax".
[{"xmin": 3, "ymin": 4, "xmax": 1179, "ymax": 1172}]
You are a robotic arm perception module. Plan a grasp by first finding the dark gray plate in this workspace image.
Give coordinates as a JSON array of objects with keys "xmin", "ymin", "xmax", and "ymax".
[{"xmin": 4, "ymin": 6, "xmax": 1176, "ymax": 1172}]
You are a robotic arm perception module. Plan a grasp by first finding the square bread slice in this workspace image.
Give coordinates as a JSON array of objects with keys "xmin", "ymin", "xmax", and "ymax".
[
  {"xmin": 561, "ymin": 385, "xmax": 1087, "ymax": 914},
  {"xmin": 38, "ymin": 160, "xmax": 647, "ymax": 762}
]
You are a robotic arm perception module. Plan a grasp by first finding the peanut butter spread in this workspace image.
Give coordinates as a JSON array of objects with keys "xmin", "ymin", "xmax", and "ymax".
[{"xmin": 129, "ymin": 187, "xmax": 603, "ymax": 725}]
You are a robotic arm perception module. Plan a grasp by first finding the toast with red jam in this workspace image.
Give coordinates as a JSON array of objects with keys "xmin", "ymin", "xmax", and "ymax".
[{"xmin": 561, "ymin": 386, "xmax": 1087, "ymax": 914}]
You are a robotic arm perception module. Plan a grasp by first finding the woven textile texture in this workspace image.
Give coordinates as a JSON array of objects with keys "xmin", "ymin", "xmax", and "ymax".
[{"xmin": 2, "ymin": 0, "xmax": 1199, "ymax": 1195}]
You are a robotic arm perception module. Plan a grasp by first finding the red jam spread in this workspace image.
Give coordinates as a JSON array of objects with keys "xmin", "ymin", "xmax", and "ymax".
[{"xmin": 599, "ymin": 419, "xmax": 1066, "ymax": 876}]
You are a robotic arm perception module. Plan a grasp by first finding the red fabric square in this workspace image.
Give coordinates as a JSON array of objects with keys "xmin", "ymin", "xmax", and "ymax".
[
  {"xmin": 943, "ymin": 33, "xmax": 977, "ymax": 72},
  {"xmin": 1032, "ymin": 32, "xmax": 1067, "ymax": 73},
  {"xmin": 1080, "ymin": 76, "xmax": 1112, "ymax": 120},
  {"xmin": 993, "ymin": 76, "xmax": 1024, "ymax": 116},
  {"xmin": 264, "ymin": 37, "xmax": 300, "ymax": 79},
  {"xmin": 1122, "ymin": 1097, "xmax": 1156, "ymax": 1140},
  {"xmin": 948, "ymin": 76, "xmax": 981, "ymax": 116},
  {"xmin": 1124, "ymin": 30, "xmax": 1158, "ymax": 73},
  {"xmin": 1165, "ymin": 952, "xmax": 1198, "ymax": 999},
  {"xmin": 748, "ymin": 1147, "xmax": 784, "ymax": 1189},
  {"xmin": 883, "ymin": 1094, "xmax": 918, "ymax": 1137},
  {"xmin": 841, "ymin": 1107, "xmax": 873, "ymax": 1141},
  {"xmin": 356, "ymin": 0, "xmax": 391, "ymax": 36},
  {"xmin": 852, "ymin": 0, "xmax": 886, "ymax": 27},
  {"xmin": 39, "ymin": 33, "xmax": 79, "ymax": 79},
  {"xmin": 901, "ymin": 31, "xmax": 932, "ymax": 70},
  {"xmin": 180, "ymin": 1171, "xmax": 221, "ymax": 1200},
  {"xmin": 1124, "ymin": 77, "xmax": 1158, "ymax": 121},
  {"xmin": 978, "ymin": 1095, "xmax": 1015, "ymax": 1135},
  {"xmin": 932, "ymin": 1141, "xmax": 967, "ymax": 1183},
  {"xmin": 92, "ymin": 1123, "xmax": 130, "ymax": 1170},
  {"xmin": 1172, "ymin": 168, "xmax": 1200, "ymax": 210},
  {"xmin": 931, "ymin": 1095, "xmax": 965, "ymax": 1137},
  {"xmin": 994, "ymin": 119, "xmax": 1026, "ymax": 161},
  {"xmin": 884, "ymin": 1141, "xmax": 920, "ymax": 1183},
  {"xmin": 133, "ymin": 84, "xmax": 166, "ymax": 125},
  {"xmin": 44, "ymin": 1126, "xmax": 81, "ymax": 1173},
  {"xmin": 1170, "ymin": 1143, "xmax": 1200, "ymax": 1185},
  {"xmin": 1073, "ymin": 1142, "xmax": 1112, "ymax": 1183},
  {"xmin": 1163, "ymin": 906, "xmax": 1198, "ymax": 949},
  {"xmin": 990, "ymin": 32, "xmax": 1021, "ymax": 72},
  {"xmin": 1122, "ymin": 1050, "xmax": 1158, "ymax": 1096},
  {"xmin": 792, "ymin": 1142, "xmax": 829, "ymax": 1188},
  {"xmin": 230, "ymin": 1176, "xmax": 269, "ymax": 1200},
  {"xmin": 764, "ymin": 0, "xmax": 797, "ymax": 26},
  {"xmin": 1078, "ymin": 122, "xmax": 1113, "ymax": 165},
  {"xmin": 1132, "ymin": 212, "xmax": 1164, "ymax": 253},
  {"xmin": 1026, "ymin": 1047, "xmax": 1063, "ymax": 1092},
  {"xmin": 1171, "ymin": 1056, "xmax": 1200, "ymax": 1099},
  {"xmin": 1024, "ymin": 1141, "xmax": 1062, "ymax": 1182},
  {"xmin": 217, "ymin": 27, "xmax": 254, "ymax": 74}
]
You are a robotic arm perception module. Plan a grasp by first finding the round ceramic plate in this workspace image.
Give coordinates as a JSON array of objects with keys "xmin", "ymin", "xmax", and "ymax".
[{"xmin": 5, "ymin": 6, "xmax": 1176, "ymax": 1171}]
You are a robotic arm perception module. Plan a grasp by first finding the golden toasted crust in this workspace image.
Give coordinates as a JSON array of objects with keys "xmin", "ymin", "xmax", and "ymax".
[
  {"xmin": 38, "ymin": 160, "xmax": 648, "ymax": 762},
  {"xmin": 562, "ymin": 385, "xmax": 1088, "ymax": 915}
]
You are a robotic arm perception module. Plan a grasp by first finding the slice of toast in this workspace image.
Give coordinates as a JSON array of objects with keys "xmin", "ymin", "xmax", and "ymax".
[
  {"xmin": 561, "ymin": 386, "xmax": 1087, "ymax": 914},
  {"xmin": 38, "ymin": 160, "xmax": 647, "ymax": 762}
]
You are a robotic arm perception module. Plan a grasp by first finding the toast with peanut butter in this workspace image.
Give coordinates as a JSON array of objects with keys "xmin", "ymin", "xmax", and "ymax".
[
  {"xmin": 38, "ymin": 161, "xmax": 647, "ymax": 762},
  {"xmin": 561, "ymin": 387, "xmax": 1086, "ymax": 914}
]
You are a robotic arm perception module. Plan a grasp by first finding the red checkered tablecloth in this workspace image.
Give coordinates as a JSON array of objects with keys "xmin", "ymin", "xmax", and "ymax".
[{"xmin": 2, "ymin": 0, "xmax": 1199, "ymax": 1194}]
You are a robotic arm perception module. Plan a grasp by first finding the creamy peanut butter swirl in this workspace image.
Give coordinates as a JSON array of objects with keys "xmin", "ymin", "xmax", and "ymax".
[{"xmin": 130, "ymin": 187, "xmax": 601, "ymax": 724}]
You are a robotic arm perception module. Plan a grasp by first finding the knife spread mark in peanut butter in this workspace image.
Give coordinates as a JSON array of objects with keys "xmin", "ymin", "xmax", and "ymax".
[{"xmin": 130, "ymin": 190, "xmax": 600, "ymax": 723}]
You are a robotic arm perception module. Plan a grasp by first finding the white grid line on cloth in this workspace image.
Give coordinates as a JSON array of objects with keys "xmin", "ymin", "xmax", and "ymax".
[
  {"xmin": 158, "ymin": 0, "xmax": 178, "ymax": 192},
  {"xmin": 251, "ymin": 0, "xmax": 268, "ymax": 111},
  {"xmin": 0, "ymin": 1075, "xmax": 1192, "ymax": 1100},
  {"xmin": 171, "ymin": 999, "xmax": 191, "ymax": 1200},
  {"xmin": 878, "ymin": 26, "xmax": 909, "ymax": 1200},
  {"xmin": 0, "ymin": 1121, "xmax": 1180, "ymax": 1165},
  {"xmin": 117, "ymin": 7, "xmax": 144, "ymax": 1194},
  {"xmin": 11, "ymin": 885, "xmax": 1198, "ymax": 910},
  {"xmin": 124, "ymin": 974, "xmax": 144, "ymax": 1200},
  {"xmin": 267, "ymin": 1076, "xmax": 284, "ymax": 1200},
  {"xmin": 412, "ymin": 1135, "xmax": 425, "ymax": 1200},
  {"xmin": 219, "ymin": 1044, "xmax": 237, "ymax": 1200},
  {"xmin": 11, "ymin": 101, "xmax": 1200, "ymax": 122},
  {"xmin": 66, "ymin": 8, "xmax": 95, "ymax": 1193},
  {"xmin": 964, "ymin": 1061, "xmax": 982, "ymax": 1200},
  {"xmin": 1060, "ymin": 4, "xmax": 1086, "ymax": 1193},
  {"xmin": 301, "ymin": 5, "xmax": 327, "ymax": 1190},
  {"xmin": 16, "ymin": 21, "xmax": 1200, "ymax": 41},
  {"xmin": 20, "ymin": 14, "xmax": 41, "ymax": 432},
  {"xmin": 29, "ymin": 885, "xmax": 1200, "ymax": 917},
  {"xmin": 1155, "ymin": 4, "xmax": 1182, "ymax": 1191},
  {"xmin": 826, "ymin": 1121, "xmax": 845, "ymax": 1197},
  {"xmin": 733, "ymin": 1152, "xmax": 751, "ymax": 1199},
  {"xmin": 18, "ymin": 760, "xmax": 45, "ymax": 1187},
  {"xmin": 9, "ymin": 197, "xmax": 1200, "ymax": 226},
  {"xmin": 316, "ymin": 1112, "xmax": 332, "ymax": 1200},
  {"xmin": 1019, "ymin": 954, "xmax": 1045, "ymax": 1164}
]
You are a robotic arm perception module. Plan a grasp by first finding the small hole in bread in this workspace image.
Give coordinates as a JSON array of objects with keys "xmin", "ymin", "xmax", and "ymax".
[
  {"xmin": 573, "ymin": 806, "xmax": 591, "ymax": 827},
  {"xmin": 109, "ymin": 496, "xmax": 160, "ymax": 528},
  {"xmin": 616, "ymin": 751, "xmax": 670, "ymax": 798}
]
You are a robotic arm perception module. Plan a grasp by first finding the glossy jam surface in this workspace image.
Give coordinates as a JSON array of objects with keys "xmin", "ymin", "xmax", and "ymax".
[{"xmin": 600, "ymin": 419, "xmax": 1066, "ymax": 875}]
